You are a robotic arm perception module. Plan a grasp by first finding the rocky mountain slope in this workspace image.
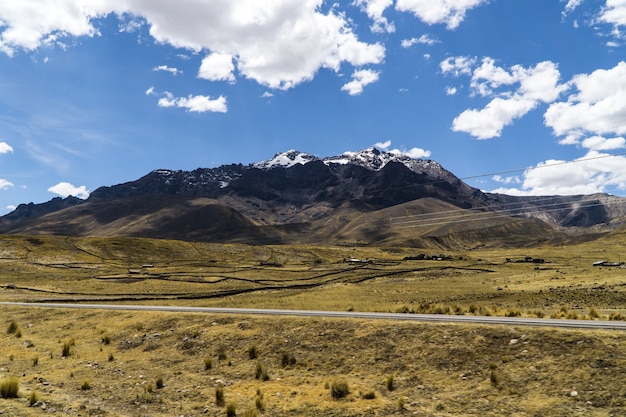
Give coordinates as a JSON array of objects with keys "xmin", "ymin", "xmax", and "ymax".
[{"xmin": 1, "ymin": 148, "xmax": 625, "ymax": 248}]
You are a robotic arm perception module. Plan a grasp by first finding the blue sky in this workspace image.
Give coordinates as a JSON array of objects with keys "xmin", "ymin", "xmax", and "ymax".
[{"xmin": 1, "ymin": 0, "xmax": 626, "ymax": 213}]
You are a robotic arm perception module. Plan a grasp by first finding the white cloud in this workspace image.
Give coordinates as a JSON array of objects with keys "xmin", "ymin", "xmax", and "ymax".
[
  {"xmin": 153, "ymin": 65, "xmax": 182, "ymax": 76},
  {"xmin": 341, "ymin": 69, "xmax": 380, "ymax": 95},
  {"xmin": 157, "ymin": 92, "xmax": 228, "ymax": 113},
  {"xmin": 6, "ymin": 205, "xmax": 16, "ymax": 211},
  {"xmin": 0, "ymin": 1, "xmax": 112, "ymax": 55},
  {"xmin": 445, "ymin": 86, "xmax": 457, "ymax": 95},
  {"xmin": 261, "ymin": 91, "xmax": 274, "ymax": 98},
  {"xmin": 452, "ymin": 96, "xmax": 537, "ymax": 139},
  {"xmin": 440, "ymin": 56, "xmax": 476, "ymax": 76},
  {"xmin": 48, "ymin": 182, "xmax": 89, "ymax": 199},
  {"xmin": 0, "ymin": 142, "xmax": 13, "ymax": 154},
  {"xmin": 545, "ymin": 61, "xmax": 626, "ymax": 140},
  {"xmin": 598, "ymin": 0, "xmax": 626, "ymax": 27},
  {"xmin": 393, "ymin": 147, "xmax": 431, "ymax": 158},
  {"xmin": 198, "ymin": 52, "xmax": 235, "ymax": 82},
  {"xmin": 0, "ymin": 179, "xmax": 14, "ymax": 190},
  {"xmin": 492, "ymin": 175, "xmax": 521, "ymax": 184},
  {"xmin": 581, "ymin": 135, "xmax": 626, "ymax": 151},
  {"xmin": 0, "ymin": 1, "xmax": 385, "ymax": 90},
  {"xmin": 145, "ymin": 86, "xmax": 155, "ymax": 95},
  {"xmin": 374, "ymin": 140, "xmax": 392, "ymax": 149},
  {"xmin": 396, "ymin": 0, "xmax": 489, "ymax": 29},
  {"xmin": 375, "ymin": 140, "xmax": 431, "ymax": 158},
  {"xmin": 401, "ymin": 34, "xmax": 439, "ymax": 48},
  {"xmin": 492, "ymin": 152, "xmax": 626, "ymax": 196},
  {"xmin": 445, "ymin": 57, "xmax": 567, "ymax": 139},
  {"xmin": 353, "ymin": 0, "xmax": 395, "ymax": 33},
  {"xmin": 562, "ymin": 0, "xmax": 583, "ymax": 16}
]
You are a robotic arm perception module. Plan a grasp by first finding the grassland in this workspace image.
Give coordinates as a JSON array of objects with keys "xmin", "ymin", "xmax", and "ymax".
[{"xmin": 0, "ymin": 233, "xmax": 626, "ymax": 415}]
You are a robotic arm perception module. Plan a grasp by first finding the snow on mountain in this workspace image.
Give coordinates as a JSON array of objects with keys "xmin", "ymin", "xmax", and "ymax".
[
  {"xmin": 253, "ymin": 150, "xmax": 319, "ymax": 169},
  {"xmin": 251, "ymin": 148, "xmax": 455, "ymax": 181}
]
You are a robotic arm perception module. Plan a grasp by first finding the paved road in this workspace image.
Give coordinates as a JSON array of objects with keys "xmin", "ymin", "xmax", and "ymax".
[{"xmin": 1, "ymin": 302, "xmax": 626, "ymax": 330}]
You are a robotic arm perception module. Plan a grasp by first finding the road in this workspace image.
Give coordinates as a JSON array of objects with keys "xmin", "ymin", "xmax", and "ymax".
[{"xmin": 1, "ymin": 302, "xmax": 626, "ymax": 330}]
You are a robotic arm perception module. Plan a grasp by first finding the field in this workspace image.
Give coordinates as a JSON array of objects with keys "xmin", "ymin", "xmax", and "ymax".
[{"xmin": 1, "ymin": 233, "xmax": 626, "ymax": 416}]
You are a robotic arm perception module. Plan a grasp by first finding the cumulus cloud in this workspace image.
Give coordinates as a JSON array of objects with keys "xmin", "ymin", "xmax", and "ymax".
[
  {"xmin": 341, "ymin": 69, "xmax": 380, "ymax": 95},
  {"xmin": 153, "ymin": 65, "xmax": 182, "ymax": 76},
  {"xmin": 48, "ymin": 182, "xmax": 89, "ymax": 199},
  {"xmin": 491, "ymin": 152, "xmax": 626, "ymax": 196},
  {"xmin": 374, "ymin": 140, "xmax": 431, "ymax": 158},
  {"xmin": 157, "ymin": 92, "xmax": 228, "ymax": 113},
  {"xmin": 395, "ymin": 0, "xmax": 489, "ymax": 29},
  {"xmin": 353, "ymin": 0, "xmax": 395, "ymax": 33},
  {"xmin": 581, "ymin": 136, "xmax": 626, "ymax": 151},
  {"xmin": 198, "ymin": 52, "xmax": 235, "ymax": 82},
  {"xmin": 0, "ymin": 142, "xmax": 13, "ymax": 154},
  {"xmin": 0, "ymin": 179, "xmax": 14, "ymax": 190},
  {"xmin": 443, "ymin": 57, "xmax": 567, "ymax": 139},
  {"xmin": 0, "ymin": 1, "xmax": 385, "ymax": 90},
  {"xmin": 374, "ymin": 140, "xmax": 392, "ymax": 149},
  {"xmin": 440, "ymin": 56, "xmax": 476, "ymax": 76},
  {"xmin": 598, "ymin": 0, "xmax": 626, "ymax": 27},
  {"xmin": 544, "ymin": 61, "xmax": 626, "ymax": 141}
]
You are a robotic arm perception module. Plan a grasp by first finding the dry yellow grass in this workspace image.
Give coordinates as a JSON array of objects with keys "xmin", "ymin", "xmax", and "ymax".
[
  {"xmin": 0, "ymin": 234, "xmax": 626, "ymax": 415},
  {"xmin": 0, "ymin": 306, "xmax": 625, "ymax": 416}
]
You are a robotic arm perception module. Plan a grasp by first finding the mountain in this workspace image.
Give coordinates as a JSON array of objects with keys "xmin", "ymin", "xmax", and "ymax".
[{"xmin": 1, "ymin": 148, "xmax": 625, "ymax": 249}]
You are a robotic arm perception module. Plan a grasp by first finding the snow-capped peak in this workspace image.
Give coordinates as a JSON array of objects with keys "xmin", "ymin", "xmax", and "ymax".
[
  {"xmin": 253, "ymin": 150, "xmax": 319, "ymax": 169},
  {"xmin": 323, "ymin": 147, "xmax": 407, "ymax": 170}
]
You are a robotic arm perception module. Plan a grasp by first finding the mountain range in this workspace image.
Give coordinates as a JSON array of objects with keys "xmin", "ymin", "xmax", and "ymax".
[{"xmin": 2, "ymin": 148, "xmax": 625, "ymax": 249}]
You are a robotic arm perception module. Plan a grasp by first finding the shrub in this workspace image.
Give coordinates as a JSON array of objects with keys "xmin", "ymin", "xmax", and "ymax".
[
  {"xmin": 62, "ymin": 338, "xmax": 75, "ymax": 357},
  {"xmin": 217, "ymin": 344, "xmax": 227, "ymax": 361},
  {"xmin": 255, "ymin": 362, "xmax": 269, "ymax": 381},
  {"xmin": 255, "ymin": 389, "xmax": 264, "ymax": 411},
  {"xmin": 155, "ymin": 376, "xmax": 164, "ymax": 389},
  {"xmin": 362, "ymin": 391, "xmax": 376, "ymax": 399},
  {"xmin": 589, "ymin": 308, "xmax": 600, "ymax": 319},
  {"xmin": 6, "ymin": 320, "xmax": 18, "ymax": 334},
  {"xmin": 386, "ymin": 374, "xmax": 394, "ymax": 391},
  {"xmin": 215, "ymin": 386, "xmax": 225, "ymax": 407},
  {"xmin": 330, "ymin": 379, "xmax": 349, "ymax": 399},
  {"xmin": 80, "ymin": 380, "xmax": 91, "ymax": 390},
  {"xmin": 102, "ymin": 335, "xmax": 111, "ymax": 345},
  {"xmin": 490, "ymin": 370, "xmax": 499, "ymax": 387},
  {"xmin": 609, "ymin": 312, "xmax": 625, "ymax": 321},
  {"xmin": 204, "ymin": 357, "xmax": 213, "ymax": 370},
  {"xmin": 280, "ymin": 352, "xmax": 296, "ymax": 368},
  {"xmin": 108, "ymin": 353, "xmax": 115, "ymax": 362},
  {"xmin": 32, "ymin": 356, "xmax": 38, "ymax": 366},
  {"xmin": 248, "ymin": 345, "xmax": 258, "ymax": 360},
  {"xmin": 226, "ymin": 402, "xmax": 237, "ymax": 417},
  {"xmin": 0, "ymin": 377, "xmax": 19, "ymax": 399}
]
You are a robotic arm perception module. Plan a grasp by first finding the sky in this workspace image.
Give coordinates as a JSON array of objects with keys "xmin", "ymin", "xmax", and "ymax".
[{"xmin": 1, "ymin": 0, "xmax": 626, "ymax": 214}]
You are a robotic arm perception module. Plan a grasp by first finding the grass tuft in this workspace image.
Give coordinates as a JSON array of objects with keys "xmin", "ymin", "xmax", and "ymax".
[
  {"xmin": 0, "ymin": 377, "xmax": 19, "ymax": 399},
  {"xmin": 330, "ymin": 379, "xmax": 349, "ymax": 400},
  {"xmin": 28, "ymin": 390, "xmax": 39, "ymax": 406},
  {"xmin": 215, "ymin": 386, "xmax": 225, "ymax": 407},
  {"xmin": 386, "ymin": 374, "xmax": 394, "ymax": 391},
  {"xmin": 6, "ymin": 320, "xmax": 18, "ymax": 335},
  {"xmin": 255, "ymin": 362, "xmax": 269, "ymax": 381},
  {"xmin": 248, "ymin": 345, "xmax": 258, "ymax": 360}
]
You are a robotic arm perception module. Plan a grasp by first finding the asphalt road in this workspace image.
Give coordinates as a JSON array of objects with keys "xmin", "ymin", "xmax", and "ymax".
[{"xmin": 2, "ymin": 301, "xmax": 626, "ymax": 330}]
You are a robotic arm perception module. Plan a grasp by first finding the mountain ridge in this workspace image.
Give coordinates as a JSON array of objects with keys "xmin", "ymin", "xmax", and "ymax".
[{"xmin": 2, "ymin": 148, "xmax": 625, "ymax": 248}]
